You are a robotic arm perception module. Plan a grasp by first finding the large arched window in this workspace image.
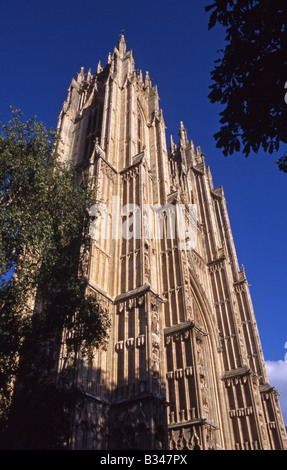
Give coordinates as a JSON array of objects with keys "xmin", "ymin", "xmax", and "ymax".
[{"xmin": 84, "ymin": 101, "xmax": 103, "ymax": 160}]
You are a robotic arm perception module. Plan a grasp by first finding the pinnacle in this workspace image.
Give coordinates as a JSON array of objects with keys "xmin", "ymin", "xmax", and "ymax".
[
  {"xmin": 179, "ymin": 121, "xmax": 187, "ymax": 138},
  {"xmin": 76, "ymin": 66, "xmax": 85, "ymax": 83},
  {"xmin": 120, "ymin": 31, "xmax": 126, "ymax": 42},
  {"xmin": 144, "ymin": 71, "xmax": 152, "ymax": 88},
  {"xmin": 97, "ymin": 60, "xmax": 102, "ymax": 74},
  {"xmin": 118, "ymin": 31, "xmax": 127, "ymax": 55}
]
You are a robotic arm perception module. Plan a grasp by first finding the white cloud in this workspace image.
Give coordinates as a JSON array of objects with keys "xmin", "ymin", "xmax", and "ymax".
[{"xmin": 265, "ymin": 360, "xmax": 287, "ymax": 425}]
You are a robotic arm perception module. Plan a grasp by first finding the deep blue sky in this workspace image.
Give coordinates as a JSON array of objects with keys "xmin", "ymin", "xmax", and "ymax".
[{"xmin": 1, "ymin": 0, "xmax": 287, "ymax": 411}]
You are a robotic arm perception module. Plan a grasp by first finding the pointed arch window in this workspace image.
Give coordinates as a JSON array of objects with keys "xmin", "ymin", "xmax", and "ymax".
[{"xmin": 84, "ymin": 101, "xmax": 103, "ymax": 160}]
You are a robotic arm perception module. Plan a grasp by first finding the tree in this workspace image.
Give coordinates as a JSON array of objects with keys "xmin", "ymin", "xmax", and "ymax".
[
  {"xmin": 205, "ymin": 0, "xmax": 287, "ymax": 172},
  {"xmin": 0, "ymin": 108, "xmax": 110, "ymax": 445}
]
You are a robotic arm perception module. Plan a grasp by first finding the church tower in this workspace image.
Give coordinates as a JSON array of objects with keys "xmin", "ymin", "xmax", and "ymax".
[{"xmin": 56, "ymin": 35, "xmax": 287, "ymax": 450}]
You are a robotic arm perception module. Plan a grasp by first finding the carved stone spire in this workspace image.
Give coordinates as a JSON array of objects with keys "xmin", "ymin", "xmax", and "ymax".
[
  {"xmin": 77, "ymin": 66, "xmax": 85, "ymax": 84},
  {"xmin": 144, "ymin": 70, "xmax": 152, "ymax": 89},
  {"xmin": 97, "ymin": 60, "xmax": 102, "ymax": 74},
  {"xmin": 179, "ymin": 121, "xmax": 188, "ymax": 149},
  {"xmin": 118, "ymin": 32, "xmax": 127, "ymax": 57}
]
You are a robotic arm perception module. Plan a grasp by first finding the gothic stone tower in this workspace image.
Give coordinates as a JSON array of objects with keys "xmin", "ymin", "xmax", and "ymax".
[{"xmin": 56, "ymin": 35, "xmax": 287, "ymax": 450}]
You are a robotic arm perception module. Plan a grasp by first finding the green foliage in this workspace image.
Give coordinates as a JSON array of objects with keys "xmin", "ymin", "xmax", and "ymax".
[
  {"xmin": 206, "ymin": 0, "xmax": 287, "ymax": 171},
  {"xmin": 0, "ymin": 108, "xmax": 110, "ymax": 434}
]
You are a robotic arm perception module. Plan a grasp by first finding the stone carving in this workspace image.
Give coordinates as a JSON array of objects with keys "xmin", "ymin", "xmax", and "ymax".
[
  {"xmin": 136, "ymin": 335, "xmax": 145, "ymax": 348},
  {"xmin": 128, "ymin": 297, "xmax": 135, "ymax": 310},
  {"xmin": 76, "ymin": 397, "xmax": 109, "ymax": 450},
  {"xmin": 115, "ymin": 341, "xmax": 124, "ymax": 353},
  {"xmin": 208, "ymin": 260, "xmax": 225, "ymax": 274},
  {"xmin": 144, "ymin": 242, "xmax": 151, "ymax": 282},
  {"xmin": 137, "ymin": 295, "xmax": 145, "ymax": 307},
  {"xmin": 169, "ymin": 426, "xmax": 202, "ymax": 450},
  {"xmin": 126, "ymin": 338, "xmax": 135, "ymax": 350},
  {"xmin": 117, "ymin": 302, "xmax": 124, "ymax": 314}
]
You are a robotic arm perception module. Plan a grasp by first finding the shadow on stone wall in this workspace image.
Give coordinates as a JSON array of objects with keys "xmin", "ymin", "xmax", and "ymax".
[{"xmin": 2, "ymin": 357, "xmax": 168, "ymax": 451}]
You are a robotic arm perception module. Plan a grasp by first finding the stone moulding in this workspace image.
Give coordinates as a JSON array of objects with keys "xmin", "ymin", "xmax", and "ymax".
[
  {"xmin": 221, "ymin": 365, "xmax": 258, "ymax": 383},
  {"xmin": 88, "ymin": 279, "xmax": 166, "ymax": 306},
  {"xmin": 164, "ymin": 320, "xmax": 208, "ymax": 338},
  {"xmin": 168, "ymin": 417, "xmax": 218, "ymax": 431}
]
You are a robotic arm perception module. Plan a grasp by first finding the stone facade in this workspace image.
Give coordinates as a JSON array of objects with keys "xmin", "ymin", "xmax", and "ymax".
[{"xmin": 55, "ymin": 35, "xmax": 287, "ymax": 450}]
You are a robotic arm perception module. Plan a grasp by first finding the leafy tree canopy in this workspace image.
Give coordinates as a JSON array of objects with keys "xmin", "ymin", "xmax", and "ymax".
[
  {"xmin": 0, "ymin": 108, "xmax": 110, "ymax": 433},
  {"xmin": 206, "ymin": 0, "xmax": 287, "ymax": 171}
]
